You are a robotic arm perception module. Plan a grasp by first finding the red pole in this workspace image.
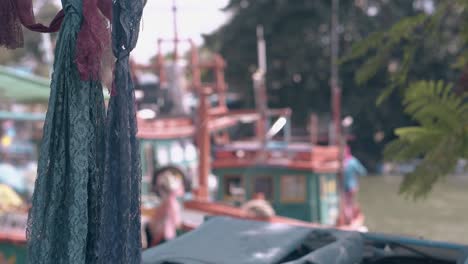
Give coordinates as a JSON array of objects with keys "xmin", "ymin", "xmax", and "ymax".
[
  {"xmin": 309, "ymin": 113, "xmax": 318, "ymax": 145},
  {"xmin": 196, "ymin": 86, "xmax": 211, "ymax": 201},
  {"xmin": 330, "ymin": 0, "xmax": 346, "ymax": 226},
  {"xmin": 330, "ymin": 0, "xmax": 341, "ymax": 146},
  {"xmin": 332, "ymin": 87, "xmax": 341, "ymax": 145}
]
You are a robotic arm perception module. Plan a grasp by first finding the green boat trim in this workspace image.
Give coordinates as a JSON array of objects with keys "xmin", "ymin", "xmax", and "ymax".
[{"xmin": 0, "ymin": 111, "xmax": 46, "ymax": 121}]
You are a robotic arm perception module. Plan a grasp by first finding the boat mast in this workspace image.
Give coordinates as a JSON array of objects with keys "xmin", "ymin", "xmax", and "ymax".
[
  {"xmin": 330, "ymin": 0, "xmax": 341, "ymax": 144},
  {"xmin": 331, "ymin": 0, "xmax": 346, "ymax": 226},
  {"xmin": 254, "ymin": 25, "xmax": 268, "ymax": 150},
  {"xmin": 172, "ymin": 0, "xmax": 179, "ymax": 61},
  {"xmin": 166, "ymin": 0, "xmax": 186, "ymax": 115}
]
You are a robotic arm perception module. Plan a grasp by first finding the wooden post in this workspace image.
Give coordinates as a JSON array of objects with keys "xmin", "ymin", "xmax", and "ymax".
[
  {"xmin": 309, "ymin": 113, "xmax": 318, "ymax": 145},
  {"xmin": 214, "ymin": 54, "xmax": 227, "ymax": 111},
  {"xmin": 254, "ymin": 25, "xmax": 268, "ymax": 153},
  {"xmin": 195, "ymin": 86, "xmax": 212, "ymax": 201},
  {"xmin": 156, "ymin": 39, "xmax": 166, "ymax": 86},
  {"xmin": 330, "ymin": 0, "xmax": 341, "ymax": 146}
]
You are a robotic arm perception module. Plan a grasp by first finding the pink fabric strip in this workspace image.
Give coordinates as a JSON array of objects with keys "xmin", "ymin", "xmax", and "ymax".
[{"xmin": 76, "ymin": 0, "xmax": 112, "ymax": 80}]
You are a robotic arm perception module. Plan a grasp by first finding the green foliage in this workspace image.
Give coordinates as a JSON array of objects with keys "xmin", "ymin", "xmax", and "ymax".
[
  {"xmin": 343, "ymin": 1, "xmax": 468, "ymax": 198},
  {"xmin": 384, "ymin": 81, "xmax": 468, "ymax": 199},
  {"xmin": 344, "ymin": 14, "xmax": 428, "ymax": 87},
  {"xmin": 344, "ymin": 1, "xmax": 468, "ymax": 99}
]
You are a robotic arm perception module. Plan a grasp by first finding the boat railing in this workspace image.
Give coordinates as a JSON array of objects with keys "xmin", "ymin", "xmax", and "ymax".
[{"xmin": 213, "ymin": 144, "xmax": 339, "ymax": 172}]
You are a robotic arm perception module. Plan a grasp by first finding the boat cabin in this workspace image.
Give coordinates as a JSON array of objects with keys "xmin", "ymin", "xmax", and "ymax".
[{"xmin": 212, "ymin": 141, "xmax": 340, "ymax": 225}]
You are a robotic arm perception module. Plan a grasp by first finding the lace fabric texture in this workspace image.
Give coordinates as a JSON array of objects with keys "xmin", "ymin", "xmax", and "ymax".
[
  {"xmin": 26, "ymin": 1, "xmax": 107, "ymax": 262},
  {"xmin": 96, "ymin": 0, "xmax": 144, "ymax": 263},
  {"xmin": 25, "ymin": 0, "xmax": 144, "ymax": 262}
]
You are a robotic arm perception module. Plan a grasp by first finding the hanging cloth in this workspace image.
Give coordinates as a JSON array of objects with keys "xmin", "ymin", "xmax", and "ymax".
[
  {"xmin": 24, "ymin": 0, "xmax": 110, "ymax": 261},
  {"xmin": 1, "ymin": 0, "xmax": 144, "ymax": 262},
  {"xmin": 0, "ymin": 0, "xmax": 111, "ymax": 263},
  {"xmin": 97, "ymin": 0, "xmax": 144, "ymax": 262}
]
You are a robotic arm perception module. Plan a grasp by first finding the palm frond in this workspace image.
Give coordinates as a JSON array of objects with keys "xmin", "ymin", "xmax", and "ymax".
[
  {"xmin": 384, "ymin": 127, "xmax": 443, "ymax": 162},
  {"xmin": 398, "ymin": 134, "xmax": 462, "ymax": 199},
  {"xmin": 385, "ymin": 80, "xmax": 468, "ymax": 199},
  {"xmin": 403, "ymin": 81, "xmax": 466, "ymax": 129}
]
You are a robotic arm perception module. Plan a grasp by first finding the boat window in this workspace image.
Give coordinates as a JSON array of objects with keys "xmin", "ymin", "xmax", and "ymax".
[
  {"xmin": 280, "ymin": 175, "xmax": 306, "ymax": 203},
  {"xmin": 252, "ymin": 176, "xmax": 274, "ymax": 201},
  {"xmin": 156, "ymin": 146, "xmax": 170, "ymax": 166},
  {"xmin": 170, "ymin": 142, "xmax": 184, "ymax": 163},
  {"xmin": 223, "ymin": 175, "xmax": 245, "ymax": 201},
  {"xmin": 184, "ymin": 143, "xmax": 197, "ymax": 162}
]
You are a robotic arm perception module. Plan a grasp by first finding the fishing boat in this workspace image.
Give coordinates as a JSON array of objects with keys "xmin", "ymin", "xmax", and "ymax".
[{"xmin": 135, "ymin": 3, "xmax": 364, "ymax": 249}]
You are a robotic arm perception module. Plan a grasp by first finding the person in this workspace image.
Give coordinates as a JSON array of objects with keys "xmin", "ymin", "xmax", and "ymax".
[
  {"xmin": 145, "ymin": 170, "xmax": 184, "ymax": 247},
  {"xmin": 241, "ymin": 193, "xmax": 275, "ymax": 219},
  {"xmin": 343, "ymin": 146, "xmax": 367, "ymax": 224}
]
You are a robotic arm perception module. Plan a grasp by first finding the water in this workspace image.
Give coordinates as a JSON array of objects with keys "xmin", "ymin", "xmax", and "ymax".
[{"xmin": 358, "ymin": 175, "xmax": 468, "ymax": 244}]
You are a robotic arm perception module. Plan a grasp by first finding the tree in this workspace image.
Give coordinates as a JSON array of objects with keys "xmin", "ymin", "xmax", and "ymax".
[
  {"xmin": 204, "ymin": 0, "xmax": 434, "ymax": 170},
  {"xmin": 343, "ymin": 0, "xmax": 468, "ymax": 198},
  {"xmin": 385, "ymin": 81, "xmax": 468, "ymax": 198}
]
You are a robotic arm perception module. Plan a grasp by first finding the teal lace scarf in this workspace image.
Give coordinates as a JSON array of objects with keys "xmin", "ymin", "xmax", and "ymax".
[
  {"xmin": 26, "ymin": 0, "xmax": 107, "ymax": 262},
  {"xmin": 97, "ymin": 0, "xmax": 144, "ymax": 263},
  {"xmin": 0, "ymin": 0, "xmax": 146, "ymax": 262}
]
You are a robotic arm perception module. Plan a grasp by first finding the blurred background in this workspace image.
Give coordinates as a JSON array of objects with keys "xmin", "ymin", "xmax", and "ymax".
[{"xmin": 0, "ymin": 0, "xmax": 467, "ymax": 248}]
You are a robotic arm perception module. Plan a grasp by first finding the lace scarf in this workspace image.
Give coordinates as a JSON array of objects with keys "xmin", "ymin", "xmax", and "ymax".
[
  {"xmin": 97, "ymin": 0, "xmax": 144, "ymax": 262},
  {"xmin": 0, "ymin": 0, "xmax": 144, "ymax": 262}
]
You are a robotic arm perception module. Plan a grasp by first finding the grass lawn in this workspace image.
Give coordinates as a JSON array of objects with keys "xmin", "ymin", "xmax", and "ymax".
[{"xmin": 358, "ymin": 175, "xmax": 468, "ymax": 245}]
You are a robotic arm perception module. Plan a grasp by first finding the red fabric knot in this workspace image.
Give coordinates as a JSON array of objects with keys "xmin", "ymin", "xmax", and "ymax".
[{"xmin": 76, "ymin": 0, "xmax": 112, "ymax": 81}]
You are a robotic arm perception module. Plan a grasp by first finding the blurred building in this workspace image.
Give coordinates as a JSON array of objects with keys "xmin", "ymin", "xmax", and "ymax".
[{"xmin": 0, "ymin": 66, "xmax": 50, "ymax": 160}]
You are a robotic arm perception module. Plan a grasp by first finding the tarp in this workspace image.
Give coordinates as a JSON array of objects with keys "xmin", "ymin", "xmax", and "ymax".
[
  {"xmin": 0, "ymin": 65, "xmax": 110, "ymax": 103},
  {"xmin": 142, "ymin": 217, "xmax": 311, "ymax": 264},
  {"xmin": 0, "ymin": 66, "xmax": 51, "ymax": 103},
  {"xmin": 283, "ymin": 230, "xmax": 363, "ymax": 264},
  {"xmin": 142, "ymin": 216, "xmax": 468, "ymax": 264},
  {"xmin": 142, "ymin": 217, "xmax": 363, "ymax": 264}
]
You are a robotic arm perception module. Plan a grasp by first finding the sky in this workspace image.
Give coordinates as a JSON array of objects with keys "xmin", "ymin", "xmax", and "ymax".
[
  {"xmin": 46, "ymin": 0, "xmax": 230, "ymax": 63},
  {"xmin": 133, "ymin": 0, "xmax": 230, "ymax": 63}
]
